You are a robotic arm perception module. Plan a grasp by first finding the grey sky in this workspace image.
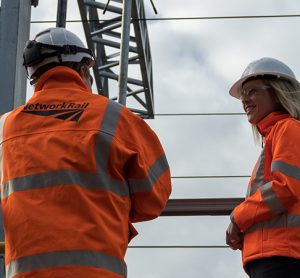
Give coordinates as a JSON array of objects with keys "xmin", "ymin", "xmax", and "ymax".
[{"xmin": 26, "ymin": 1, "xmax": 300, "ymax": 277}]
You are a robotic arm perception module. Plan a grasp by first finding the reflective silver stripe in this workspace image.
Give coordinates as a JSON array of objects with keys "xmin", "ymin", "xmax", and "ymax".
[
  {"xmin": 93, "ymin": 100, "xmax": 130, "ymax": 195},
  {"xmin": 6, "ymin": 250, "xmax": 126, "ymax": 278},
  {"xmin": 0, "ymin": 113, "xmax": 9, "ymax": 144},
  {"xmin": 247, "ymin": 147, "xmax": 266, "ymax": 197},
  {"xmin": 260, "ymin": 182, "xmax": 286, "ymax": 215},
  {"xmin": 272, "ymin": 160, "xmax": 300, "ymax": 181},
  {"xmin": 2, "ymin": 169, "xmax": 129, "ymax": 199},
  {"xmin": 128, "ymin": 154, "xmax": 169, "ymax": 193},
  {"xmin": 246, "ymin": 214, "xmax": 300, "ymax": 234},
  {"xmin": 0, "ymin": 113, "xmax": 10, "ymax": 199},
  {"xmin": 96, "ymin": 100, "xmax": 123, "ymax": 172},
  {"xmin": 246, "ymin": 186, "xmax": 251, "ymax": 198},
  {"xmin": 100, "ymin": 100, "xmax": 123, "ymax": 136}
]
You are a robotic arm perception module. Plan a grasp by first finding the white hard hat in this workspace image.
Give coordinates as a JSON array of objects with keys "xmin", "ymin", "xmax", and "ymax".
[
  {"xmin": 23, "ymin": 27, "xmax": 94, "ymax": 83},
  {"xmin": 229, "ymin": 57, "xmax": 299, "ymax": 98}
]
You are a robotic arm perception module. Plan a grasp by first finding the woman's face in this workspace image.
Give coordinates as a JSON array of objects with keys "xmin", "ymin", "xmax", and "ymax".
[{"xmin": 240, "ymin": 79, "xmax": 282, "ymax": 125}]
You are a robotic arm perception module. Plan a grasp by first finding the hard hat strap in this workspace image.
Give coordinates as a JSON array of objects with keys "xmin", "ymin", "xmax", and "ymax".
[{"xmin": 23, "ymin": 40, "xmax": 94, "ymax": 67}]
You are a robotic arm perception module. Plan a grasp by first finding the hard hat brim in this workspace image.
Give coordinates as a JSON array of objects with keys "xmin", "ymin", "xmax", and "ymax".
[{"xmin": 229, "ymin": 72, "xmax": 300, "ymax": 99}]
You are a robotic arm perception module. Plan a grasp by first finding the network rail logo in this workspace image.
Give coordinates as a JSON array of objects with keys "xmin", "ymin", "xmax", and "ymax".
[{"xmin": 22, "ymin": 102, "xmax": 89, "ymax": 122}]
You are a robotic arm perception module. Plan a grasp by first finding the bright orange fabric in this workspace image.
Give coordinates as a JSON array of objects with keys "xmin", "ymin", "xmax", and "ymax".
[
  {"xmin": 0, "ymin": 66, "xmax": 171, "ymax": 277},
  {"xmin": 232, "ymin": 112, "xmax": 300, "ymax": 266}
]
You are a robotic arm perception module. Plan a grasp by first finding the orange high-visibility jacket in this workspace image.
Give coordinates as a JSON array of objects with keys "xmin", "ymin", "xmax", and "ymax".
[
  {"xmin": 0, "ymin": 66, "xmax": 171, "ymax": 278},
  {"xmin": 231, "ymin": 111, "xmax": 300, "ymax": 266}
]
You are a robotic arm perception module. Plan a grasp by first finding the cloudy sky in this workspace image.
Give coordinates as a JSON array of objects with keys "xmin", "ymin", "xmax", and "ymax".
[{"xmin": 24, "ymin": 1, "xmax": 300, "ymax": 277}]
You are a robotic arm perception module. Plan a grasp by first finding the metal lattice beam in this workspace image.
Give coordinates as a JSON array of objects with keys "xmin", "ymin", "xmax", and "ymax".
[
  {"xmin": 77, "ymin": 0, "xmax": 154, "ymax": 118},
  {"xmin": 56, "ymin": 0, "xmax": 68, "ymax": 27},
  {"xmin": 161, "ymin": 198, "xmax": 244, "ymax": 216}
]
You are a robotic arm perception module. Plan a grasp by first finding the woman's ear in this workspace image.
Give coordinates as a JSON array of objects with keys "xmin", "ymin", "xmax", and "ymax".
[
  {"xmin": 79, "ymin": 64, "xmax": 92, "ymax": 92},
  {"xmin": 79, "ymin": 64, "xmax": 88, "ymax": 78}
]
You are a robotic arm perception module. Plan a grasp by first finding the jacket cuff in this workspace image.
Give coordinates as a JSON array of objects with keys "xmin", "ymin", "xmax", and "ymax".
[{"xmin": 230, "ymin": 210, "xmax": 241, "ymax": 231}]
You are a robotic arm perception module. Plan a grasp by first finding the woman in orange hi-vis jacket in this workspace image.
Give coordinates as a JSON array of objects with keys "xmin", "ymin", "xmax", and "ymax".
[
  {"xmin": 226, "ymin": 57, "xmax": 300, "ymax": 278},
  {"xmin": 0, "ymin": 27, "xmax": 171, "ymax": 278}
]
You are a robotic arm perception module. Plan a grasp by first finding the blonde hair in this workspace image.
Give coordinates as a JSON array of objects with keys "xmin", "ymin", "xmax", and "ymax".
[{"xmin": 252, "ymin": 78, "xmax": 300, "ymax": 144}]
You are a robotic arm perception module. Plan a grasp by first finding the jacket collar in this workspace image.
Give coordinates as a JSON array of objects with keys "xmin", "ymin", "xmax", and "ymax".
[
  {"xmin": 257, "ymin": 111, "xmax": 291, "ymax": 137},
  {"xmin": 34, "ymin": 66, "xmax": 90, "ymax": 93}
]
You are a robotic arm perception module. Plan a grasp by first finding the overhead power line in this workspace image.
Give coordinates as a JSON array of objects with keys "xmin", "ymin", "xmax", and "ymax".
[
  {"xmin": 171, "ymin": 175, "xmax": 250, "ymax": 179},
  {"xmin": 30, "ymin": 13, "xmax": 300, "ymax": 24},
  {"xmin": 128, "ymin": 245, "xmax": 229, "ymax": 248},
  {"xmin": 155, "ymin": 113, "xmax": 245, "ymax": 116}
]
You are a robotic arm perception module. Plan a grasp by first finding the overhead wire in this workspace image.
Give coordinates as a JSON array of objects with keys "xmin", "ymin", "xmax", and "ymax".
[
  {"xmin": 154, "ymin": 113, "xmax": 245, "ymax": 116},
  {"xmin": 128, "ymin": 245, "xmax": 229, "ymax": 249},
  {"xmin": 30, "ymin": 13, "xmax": 300, "ymax": 24},
  {"xmin": 171, "ymin": 175, "xmax": 250, "ymax": 179}
]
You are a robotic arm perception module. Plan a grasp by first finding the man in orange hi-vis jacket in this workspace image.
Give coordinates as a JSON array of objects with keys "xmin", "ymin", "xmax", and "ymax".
[
  {"xmin": 0, "ymin": 27, "xmax": 171, "ymax": 278},
  {"xmin": 226, "ymin": 57, "xmax": 300, "ymax": 278}
]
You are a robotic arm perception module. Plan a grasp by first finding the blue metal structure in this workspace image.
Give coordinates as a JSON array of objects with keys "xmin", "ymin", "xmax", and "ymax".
[
  {"xmin": 0, "ymin": 1, "xmax": 36, "ymax": 276},
  {"xmin": 0, "ymin": 0, "xmax": 32, "ymax": 114}
]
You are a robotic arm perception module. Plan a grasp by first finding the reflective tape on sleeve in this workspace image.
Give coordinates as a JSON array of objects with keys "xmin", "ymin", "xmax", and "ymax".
[
  {"xmin": 6, "ymin": 250, "xmax": 126, "ymax": 278},
  {"xmin": 0, "ymin": 113, "xmax": 10, "ymax": 196},
  {"xmin": 1, "ymin": 169, "xmax": 129, "ymax": 199},
  {"xmin": 0, "ymin": 113, "xmax": 10, "ymax": 144},
  {"xmin": 99, "ymin": 100, "xmax": 122, "ymax": 136},
  {"xmin": 247, "ymin": 147, "xmax": 266, "ymax": 197},
  {"xmin": 96, "ymin": 100, "xmax": 123, "ymax": 172},
  {"xmin": 1, "ymin": 140, "xmax": 168, "ymax": 199},
  {"xmin": 260, "ymin": 182, "xmax": 286, "ymax": 215},
  {"xmin": 272, "ymin": 160, "xmax": 300, "ymax": 181},
  {"xmin": 128, "ymin": 154, "xmax": 169, "ymax": 193},
  {"xmin": 246, "ymin": 214, "xmax": 300, "ymax": 234}
]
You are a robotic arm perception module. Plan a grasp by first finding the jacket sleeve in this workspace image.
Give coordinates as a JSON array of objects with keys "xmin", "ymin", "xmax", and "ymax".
[
  {"xmin": 120, "ymin": 109, "xmax": 172, "ymax": 223},
  {"xmin": 232, "ymin": 120, "xmax": 300, "ymax": 232}
]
